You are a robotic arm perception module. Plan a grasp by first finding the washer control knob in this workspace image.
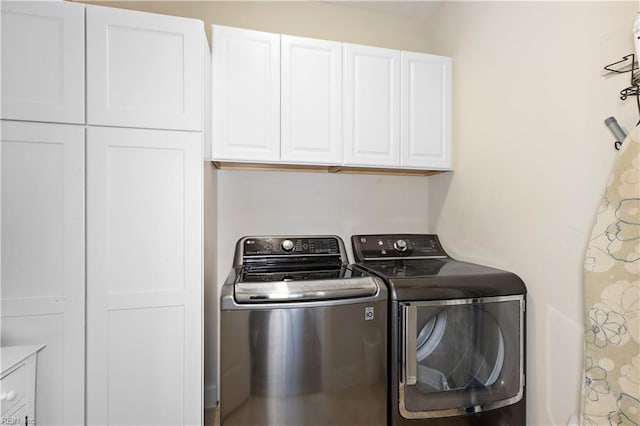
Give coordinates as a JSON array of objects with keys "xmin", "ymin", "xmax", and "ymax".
[
  {"xmin": 394, "ymin": 239, "xmax": 408, "ymax": 252},
  {"xmin": 281, "ymin": 239, "xmax": 295, "ymax": 252}
]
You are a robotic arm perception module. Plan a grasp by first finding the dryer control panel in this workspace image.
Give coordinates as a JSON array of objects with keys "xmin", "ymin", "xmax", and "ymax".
[{"xmin": 351, "ymin": 234, "xmax": 448, "ymax": 261}]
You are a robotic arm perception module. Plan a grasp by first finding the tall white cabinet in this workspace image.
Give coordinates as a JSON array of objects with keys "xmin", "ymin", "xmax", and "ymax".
[
  {"xmin": 84, "ymin": 8, "xmax": 205, "ymax": 424},
  {"xmin": 2, "ymin": 3, "xmax": 86, "ymax": 425},
  {"xmin": 1, "ymin": 3, "xmax": 205, "ymax": 425}
]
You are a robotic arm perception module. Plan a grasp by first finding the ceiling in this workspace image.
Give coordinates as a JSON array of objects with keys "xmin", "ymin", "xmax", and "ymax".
[{"xmin": 325, "ymin": 1, "xmax": 444, "ymax": 20}]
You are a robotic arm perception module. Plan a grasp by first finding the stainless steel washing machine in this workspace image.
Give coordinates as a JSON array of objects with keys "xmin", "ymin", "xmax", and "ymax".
[
  {"xmin": 351, "ymin": 234, "xmax": 526, "ymax": 426},
  {"xmin": 220, "ymin": 235, "xmax": 388, "ymax": 426}
]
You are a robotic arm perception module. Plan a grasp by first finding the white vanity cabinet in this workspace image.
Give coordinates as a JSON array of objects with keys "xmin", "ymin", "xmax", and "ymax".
[
  {"xmin": 1, "ymin": 121, "xmax": 85, "ymax": 426},
  {"xmin": 400, "ymin": 52, "xmax": 452, "ymax": 169},
  {"xmin": 212, "ymin": 25, "xmax": 281, "ymax": 161},
  {"xmin": 86, "ymin": 5, "xmax": 204, "ymax": 131},
  {"xmin": 343, "ymin": 43, "xmax": 401, "ymax": 167},
  {"xmin": 1, "ymin": 1, "xmax": 85, "ymax": 124},
  {"xmin": 1, "ymin": 345, "xmax": 45, "ymax": 425}
]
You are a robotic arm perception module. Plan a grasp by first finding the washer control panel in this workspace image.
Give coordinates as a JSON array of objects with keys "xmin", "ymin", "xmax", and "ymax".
[
  {"xmin": 243, "ymin": 237, "xmax": 340, "ymax": 256},
  {"xmin": 351, "ymin": 234, "xmax": 447, "ymax": 261}
]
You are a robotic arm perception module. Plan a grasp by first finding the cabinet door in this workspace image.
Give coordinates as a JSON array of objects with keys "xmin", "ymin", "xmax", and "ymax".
[
  {"xmin": 212, "ymin": 25, "xmax": 280, "ymax": 162},
  {"xmin": 281, "ymin": 35, "xmax": 342, "ymax": 164},
  {"xmin": 343, "ymin": 44, "xmax": 400, "ymax": 167},
  {"xmin": 401, "ymin": 52, "xmax": 452, "ymax": 169},
  {"xmin": 86, "ymin": 6, "xmax": 203, "ymax": 131},
  {"xmin": 1, "ymin": 2, "xmax": 84, "ymax": 124},
  {"xmin": 1, "ymin": 121, "xmax": 85, "ymax": 426},
  {"xmin": 86, "ymin": 127, "xmax": 202, "ymax": 426}
]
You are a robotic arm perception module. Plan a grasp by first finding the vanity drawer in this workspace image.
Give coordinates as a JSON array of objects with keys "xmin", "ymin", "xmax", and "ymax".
[
  {"xmin": 1, "ymin": 346, "xmax": 44, "ymax": 423},
  {"xmin": 1, "ymin": 361, "xmax": 28, "ymax": 415}
]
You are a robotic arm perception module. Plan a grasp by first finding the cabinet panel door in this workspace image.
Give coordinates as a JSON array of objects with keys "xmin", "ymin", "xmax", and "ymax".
[
  {"xmin": 1, "ymin": 121, "xmax": 85, "ymax": 426},
  {"xmin": 1, "ymin": 2, "xmax": 84, "ymax": 124},
  {"xmin": 86, "ymin": 6, "xmax": 203, "ymax": 131},
  {"xmin": 281, "ymin": 35, "xmax": 342, "ymax": 164},
  {"xmin": 86, "ymin": 127, "xmax": 202, "ymax": 426},
  {"xmin": 212, "ymin": 25, "xmax": 280, "ymax": 162},
  {"xmin": 401, "ymin": 52, "xmax": 452, "ymax": 169},
  {"xmin": 343, "ymin": 44, "xmax": 400, "ymax": 167}
]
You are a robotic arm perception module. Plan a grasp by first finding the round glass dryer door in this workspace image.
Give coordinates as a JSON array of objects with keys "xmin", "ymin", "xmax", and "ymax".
[
  {"xmin": 415, "ymin": 304, "xmax": 505, "ymax": 393},
  {"xmin": 400, "ymin": 295, "xmax": 524, "ymax": 418}
]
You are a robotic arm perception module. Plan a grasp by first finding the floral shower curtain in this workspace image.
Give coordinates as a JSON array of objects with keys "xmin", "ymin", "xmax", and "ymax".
[{"xmin": 581, "ymin": 125, "xmax": 640, "ymax": 425}]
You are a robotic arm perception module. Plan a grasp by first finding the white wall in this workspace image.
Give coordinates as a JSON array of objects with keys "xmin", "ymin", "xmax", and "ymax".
[
  {"xmin": 216, "ymin": 171, "xmax": 430, "ymax": 283},
  {"xmin": 427, "ymin": 2, "xmax": 637, "ymax": 425},
  {"xmin": 82, "ymin": 0, "xmax": 436, "ymax": 53}
]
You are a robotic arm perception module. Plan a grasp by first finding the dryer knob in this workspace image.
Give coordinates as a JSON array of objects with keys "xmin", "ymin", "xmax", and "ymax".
[
  {"xmin": 281, "ymin": 239, "xmax": 295, "ymax": 252},
  {"xmin": 394, "ymin": 239, "xmax": 408, "ymax": 252}
]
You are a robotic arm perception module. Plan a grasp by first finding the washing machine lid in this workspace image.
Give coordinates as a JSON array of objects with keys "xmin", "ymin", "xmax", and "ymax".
[
  {"xmin": 235, "ymin": 265, "xmax": 380, "ymax": 303},
  {"xmin": 356, "ymin": 259, "xmax": 527, "ymax": 301},
  {"xmin": 235, "ymin": 276, "xmax": 379, "ymax": 303}
]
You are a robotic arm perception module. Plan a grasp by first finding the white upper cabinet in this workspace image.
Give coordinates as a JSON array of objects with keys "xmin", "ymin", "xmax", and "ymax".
[
  {"xmin": 343, "ymin": 44, "xmax": 400, "ymax": 167},
  {"xmin": 1, "ymin": 1, "xmax": 85, "ymax": 124},
  {"xmin": 281, "ymin": 35, "xmax": 342, "ymax": 164},
  {"xmin": 401, "ymin": 52, "xmax": 452, "ymax": 169},
  {"xmin": 86, "ymin": 6, "xmax": 203, "ymax": 131},
  {"xmin": 210, "ymin": 25, "xmax": 452, "ymax": 171},
  {"xmin": 212, "ymin": 25, "xmax": 280, "ymax": 162}
]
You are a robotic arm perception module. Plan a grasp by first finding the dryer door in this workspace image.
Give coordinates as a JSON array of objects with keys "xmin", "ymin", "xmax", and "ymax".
[{"xmin": 399, "ymin": 295, "xmax": 524, "ymax": 419}]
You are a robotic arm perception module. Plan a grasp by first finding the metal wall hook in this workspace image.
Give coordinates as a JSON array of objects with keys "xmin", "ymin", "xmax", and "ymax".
[
  {"xmin": 605, "ymin": 117, "xmax": 627, "ymax": 151},
  {"xmin": 604, "ymin": 54, "xmax": 638, "ymax": 74}
]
